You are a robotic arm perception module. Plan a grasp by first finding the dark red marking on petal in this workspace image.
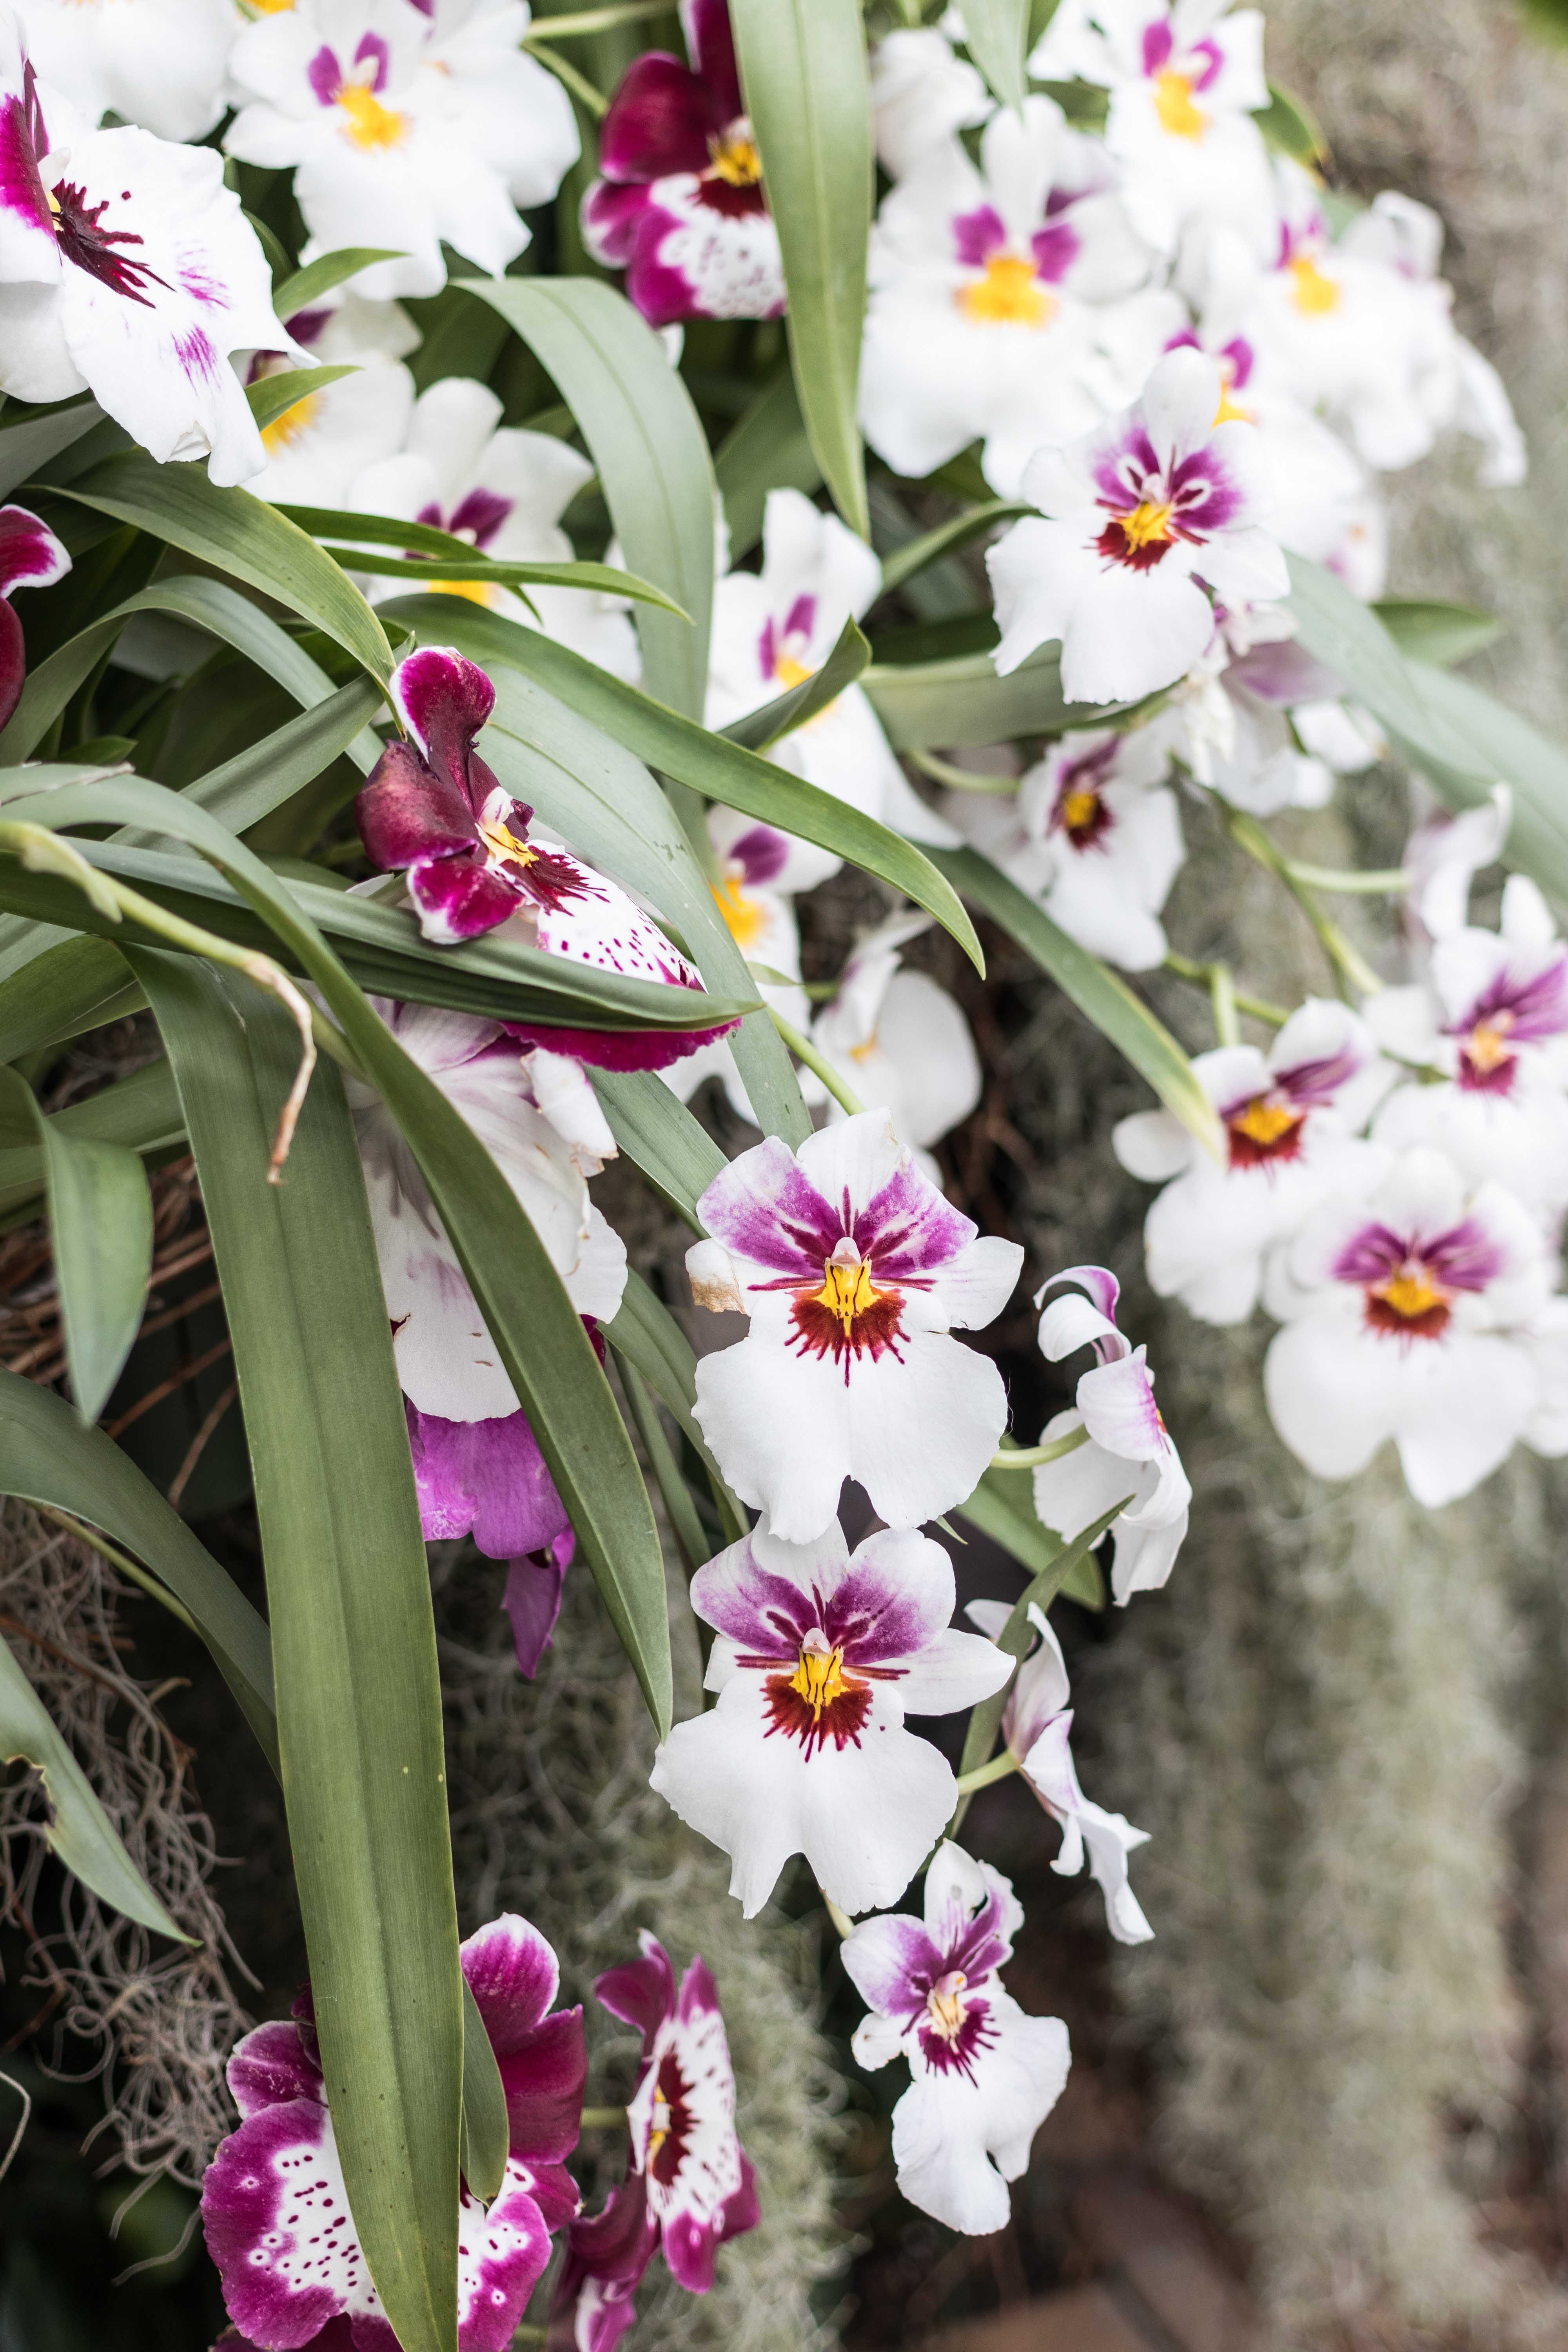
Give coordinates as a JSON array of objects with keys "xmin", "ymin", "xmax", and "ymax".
[{"xmin": 762, "ymin": 1670, "xmax": 872, "ymax": 1756}]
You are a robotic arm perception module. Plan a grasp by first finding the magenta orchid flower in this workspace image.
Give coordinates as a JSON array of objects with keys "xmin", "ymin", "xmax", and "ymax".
[
  {"xmin": 650, "ymin": 1520, "xmax": 1010, "ymax": 1918},
  {"xmin": 686, "ymin": 1109, "xmax": 1023, "ymax": 1542},
  {"xmin": 843, "ymin": 1843, "xmax": 1070, "ymax": 2236},
  {"xmin": 354, "ymin": 646, "xmax": 735, "ymax": 1070},
  {"xmin": 551, "ymin": 1934, "xmax": 758, "ymax": 2352},
  {"xmin": 202, "ymin": 1915, "xmax": 586, "ymax": 2352},
  {"xmin": 581, "ymin": 0, "xmax": 784, "ymax": 327},
  {"xmin": 0, "ymin": 503, "xmax": 69, "ymax": 732},
  {"xmin": 406, "ymin": 1399, "xmax": 575, "ymax": 1678}
]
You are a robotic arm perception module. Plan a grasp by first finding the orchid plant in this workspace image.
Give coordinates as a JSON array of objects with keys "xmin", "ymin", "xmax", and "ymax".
[{"xmin": 0, "ymin": 0, "xmax": 1557, "ymax": 2342}]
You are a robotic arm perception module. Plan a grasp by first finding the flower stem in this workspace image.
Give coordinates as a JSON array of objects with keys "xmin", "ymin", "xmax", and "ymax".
[
  {"xmin": 908, "ymin": 749, "xmax": 1020, "ymax": 795},
  {"xmin": 528, "ymin": 0, "xmax": 673, "ymax": 33},
  {"xmin": 989, "ymin": 1424, "xmax": 1090, "ymax": 1472},
  {"xmin": 1209, "ymin": 958, "xmax": 1240, "ymax": 1049},
  {"xmin": 1220, "ymin": 804, "xmax": 1383, "ymax": 1000},
  {"xmin": 768, "ymin": 1007, "xmax": 866, "ymax": 1117},
  {"xmin": 953, "ymin": 1750, "xmax": 1021, "ymax": 1798},
  {"xmin": 1163, "ymin": 951, "xmax": 1289, "ymax": 1029},
  {"xmin": 38, "ymin": 1507, "xmax": 198, "ymax": 1633},
  {"xmin": 578, "ymin": 2106, "xmax": 628, "ymax": 2131},
  {"xmin": 822, "ymin": 1890, "xmax": 855, "ymax": 1941},
  {"xmin": 1286, "ymin": 861, "xmax": 1409, "ymax": 894},
  {"xmin": 521, "ymin": 37, "xmax": 609, "ymax": 116}
]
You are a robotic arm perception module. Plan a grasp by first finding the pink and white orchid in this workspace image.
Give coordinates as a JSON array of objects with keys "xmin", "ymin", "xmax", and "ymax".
[
  {"xmin": 354, "ymin": 646, "xmax": 735, "ymax": 1068},
  {"xmin": 805, "ymin": 911, "xmax": 982, "ymax": 1176},
  {"xmin": 987, "ymin": 346, "xmax": 1289, "ymax": 703},
  {"xmin": 226, "ymin": 0, "xmax": 578, "ymax": 302},
  {"xmin": 1032, "ymin": 1264, "xmax": 1190, "ymax": 1604},
  {"xmin": 581, "ymin": 0, "xmax": 783, "ymax": 327},
  {"xmin": 0, "ymin": 503, "xmax": 67, "ymax": 733},
  {"xmin": 1114, "ymin": 1000, "xmax": 1392, "ymax": 1324},
  {"xmin": 202, "ymin": 1915, "xmax": 586, "ymax": 2352},
  {"xmin": 662, "ymin": 810, "xmax": 814, "ymax": 1126},
  {"xmin": 1263, "ymin": 1145, "xmax": 1561, "ymax": 1505},
  {"xmin": 552, "ymin": 1935, "xmax": 758, "ymax": 2352},
  {"xmin": 844, "ymin": 1843, "xmax": 1071, "ymax": 2235},
  {"xmin": 651, "ymin": 1520, "xmax": 1011, "ymax": 1918},
  {"xmin": 0, "ymin": 34, "xmax": 290, "ymax": 484},
  {"xmin": 967, "ymin": 1599, "xmax": 1153, "ymax": 1943},
  {"xmin": 687, "ymin": 1110, "xmax": 1023, "ymax": 1542}
]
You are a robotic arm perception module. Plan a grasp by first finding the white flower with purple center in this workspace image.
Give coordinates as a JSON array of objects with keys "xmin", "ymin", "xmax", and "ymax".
[
  {"xmin": 354, "ymin": 646, "xmax": 735, "ymax": 1068},
  {"xmin": 201, "ymin": 1915, "xmax": 586, "ymax": 2352},
  {"xmin": 869, "ymin": 24, "xmax": 991, "ymax": 181},
  {"xmin": 1114, "ymin": 998, "xmax": 1392, "ymax": 1325},
  {"xmin": 707, "ymin": 488, "xmax": 955, "ymax": 867},
  {"xmin": 348, "ymin": 374, "xmax": 640, "ymax": 679},
  {"xmin": 966, "ymin": 1599, "xmax": 1153, "ymax": 1942},
  {"xmin": 844, "ymin": 1842, "xmax": 1071, "ymax": 2236},
  {"xmin": 552, "ymin": 1934, "xmax": 758, "ymax": 2352},
  {"xmin": 805, "ymin": 911, "xmax": 982, "ymax": 1177},
  {"xmin": 1031, "ymin": 1264, "xmax": 1191, "ymax": 1604},
  {"xmin": 1262, "ymin": 1145, "xmax": 1557, "ymax": 1506},
  {"xmin": 0, "ymin": 502, "xmax": 67, "ymax": 733},
  {"xmin": 651, "ymin": 1520, "xmax": 1011, "ymax": 1918},
  {"xmin": 1032, "ymin": 0, "xmax": 1274, "ymax": 256},
  {"xmin": 860, "ymin": 94, "xmax": 1178, "ymax": 497},
  {"xmin": 10, "ymin": 0, "xmax": 237, "ymax": 142},
  {"xmin": 662, "ymin": 810, "xmax": 815, "ymax": 1127},
  {"xmin": 0, "ymin": 40, "xmax": 290, "ymax": 485},
  {"xmin": 686, "ymin": 1110, "xmax": 1023, "ymax": 1543},
  {"xmin": 226, "ymin": 0, "xmax": 578, "ymax": 302},
  {"xmin": 987, "ymin": 346, "xmax": 1288, "ymax": 704},
  {"xmin": 1370, "ymin": 876, "xmax": 1568, "ymax": 1222},
  {"xmin": 581, "ymin": 0, "xmax": 783, "ymax": 327}
]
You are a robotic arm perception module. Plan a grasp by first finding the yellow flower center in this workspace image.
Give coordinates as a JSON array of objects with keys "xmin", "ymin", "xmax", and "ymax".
[
  {"xmin": 1288, "ymin": 254, "xmax": 1341, "ymax": 315},
  {"xmin": 1060, "ymin": 785, "xmax": 1102, "ymax": 836},
  {"xmin": 1229, "ymin": 1097, "xmax": 1301, "ymax": 1149},
  {"xmin": 1153, "ymin": 68, "xmax": 1207, "ymax": 139},
  {"xmin": 478, "ymin": 814, "xmax": 535, "ymax": 865},
  {"xmin": 712, "ymin": 870, "xmax": 767, "ymax": 949},
  {"xmin": 260, "ymin": 390, "xmax": 324, "ymax": 453},
  {"xmin": 1466, "ymin": 1016, "xmax": 1514, "ymax": 1072},
  {"xmin": 812, "ymin": 1252, "xmax": 881, "ymax": 1338},
  {"xmin": 848, "ymin": 1034, "xmax": 879, "ymax": 1064},
  {"xmin": 1117, "ymin": 498, "xmax": 1175, "ymax": 552},
  {"xmin": 1375, "ymin": 1270, "xmax": 1448, "ymax": 1323},
  {"xmin": 337, "ymin": 81, "xmax": 407, "ymax": 150},
  {"xmin": 925, "ymin": 1972, "xmax": 969, "ymax": 2039},
  {"xmin": 708, "ymin": 128, "xmax": 762, "ymax": 186},
  {"xmin": 773, "ymin": 650, "xmax": 814, "ymax": 690},
  {"xmin": 647, "ymin": 2093, "xmax": 672, "ymax": 2165},
  {"xmin": 424, "ymin": 577, "xmax": 499, "ymax": 607},
  {"xmin": 957, "ymin": 252, "xmax": 1053, "ymax": 328},
  {"xmin": 246, "ymin": 0, "xmax": 296, "ymax": 13},
  {"xmin": 788, "ymin": 1632, "xmax": 851, "ymax": 1718}
]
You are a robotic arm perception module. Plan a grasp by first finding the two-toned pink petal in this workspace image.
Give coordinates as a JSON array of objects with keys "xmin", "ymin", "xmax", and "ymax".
[{"xmin": 392, "ymin": 645, "xmax": 496, "ymax": 793}]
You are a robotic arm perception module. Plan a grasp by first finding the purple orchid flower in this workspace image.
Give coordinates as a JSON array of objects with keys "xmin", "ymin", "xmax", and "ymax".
[
  {"xmin": 354, "ymin": 646, "xmax": 736, "ymax": 1072},
  {"xmin": 202, "ymin": 1915, "xmax": 587, "ymax": 2352},
  {"xmin": 0, "ymin": 503, "xmax": 69, "ymax": 731},
  {"xmin": 550, "ymin": 1934, "xmax": 758, "ymax": 2352},
  {"xmin": 405, "ymin": 1399, "xmax": 573, "ymax": 1679},
  {"xmin": 580, "ymin": 0, "xmax": 785, "ymax": 327}
]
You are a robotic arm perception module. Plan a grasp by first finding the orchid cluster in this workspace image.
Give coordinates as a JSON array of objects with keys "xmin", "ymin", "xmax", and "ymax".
[{"xmin": 0, "ymin": 0, "xmax": 1550, "ymax": 2342}]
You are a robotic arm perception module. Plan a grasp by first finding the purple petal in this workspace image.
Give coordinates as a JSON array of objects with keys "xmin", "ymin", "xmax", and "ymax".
[
  {"xmin": 0, "ymin": 503, "xmax": 68, "ymax": 600},
  {"xmin": 553, "ymin": 2174, "xmax": 659, "ymax": 2352},
  {"xmin": 593, "ymin": 1933, "xmax": 674, "ymax": 2051},
  {"xmin": 855, "ymin": 1165, "xmax": 976, "ymax": 1282},
  {"xmin": 660, "ymin": 2142, "xmax": 758, "ymax": 2292},
  {"xmin": 1036, "ymin": 1263, "xmax": 1122, "ymax": 1327},
  {"xmin": 352, "ymin": 29, "xmax": 391, "ymax": 91},
  {"xmin": 307, "ymin": 43, "xmax": 342, "ymax": 104},
  {"xmin": 695, "ymin": 1136, "xmax": 840, "ymax": 1279},
  {"xmin": 213, "ymin": 2323, "xmax": 357, "ymax": 2352},
  {"xmin": 408, "ymin": 846, "xmax": 524, "ymax": 945},
  {"xmin": 524, "ymin": 2158, "xmax": 581, "ymax": 2237},
  {"xmin": 581, "ymin": 176, "xmax": 653, "ymax": 269},
  {"xmin": 0, "ymin": 598, "xmax": 23, "ymax": 736},
  {"xmin": 461, "ymin": 1914, "xmax": 561, "ymax": 2051},
  {"xmin": 840, "ymin": 1911, "xmax": 942, "ymax": 2023},
  {"xmin": 689, "ymin": 1533, "xmax": 815, "ymax": 1660},
  {"xmin": 502, "ymin": 1016, "xmax": 740, "ymax": 1074},
  {"xmin": 952, "ymin": 203, "xmax": 1006, "ymax": 267},
  {"xmin": 453, "ymin": 2165, "xmax": 557, "ymax": 2352},
  {"xmin": 201, "ymin": 2098, "xmax": 358, "ymax": 2348},
  {"xmin": 503, "ymin": 1541, "xmax": 571, "ymax": 1679},
  {"xmin": 622, "ymin": 204, "xmax": 720, "ymax": 328},
  {"xmin": 391, "ymin": 647, "xmax": 496, "ymax": 798},
  {"xmin": 1031, "ymin": 220, "xmax": 1080, "ymax": 283},
  {"xmin": 684, "ymin": 0, "xmax": 744, "ymax": 122},
  {"xmin": 355, "ymin": 737, "xmax": 479, "ymax": 871},
  {"xmin": 407, "ymin": 1400, "xmax": 570, "ymax": 1561},
  {"xmin": 598, "ymin": 52, "xmax": 717, "ymax": 181},
  {"xmin": 495, "ymin": 2007, "xmax": 588, "ymax": 2165},
  {"xmin": 0, "ymin": 87, "xmax": 55, "ymax": 249},
  {"xmin": 226, "ymin": 2019, "xmax": 323, "ymax": 2121}
]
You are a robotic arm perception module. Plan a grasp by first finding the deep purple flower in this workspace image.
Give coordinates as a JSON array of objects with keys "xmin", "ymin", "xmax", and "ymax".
[
  {"xmin": 550, "ymin": 1935, "xmax": 758, "ymax": 2352},
  {"xmin": 405, "ymin": 1399, "xmax": 573, "ymax": 1678},
  {"xmin": 354, "ymin": 645, "xmax": 737, "ymax": 1071},
  {"xmin": 202, "ymin": 1916, "xmax": 587, "ymax": 2352},
  {"xmin": 0, "ymin": 503, "xmax": 69, "ymax": 731},
  {"xmin": 580, "ymin": 0, "xmax": 784, "ymax": 327}
]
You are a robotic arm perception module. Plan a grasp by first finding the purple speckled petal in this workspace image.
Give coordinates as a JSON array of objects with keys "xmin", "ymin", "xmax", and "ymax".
[
  {"xmin": 226, "ymin": 2019, "xmax": 323, "ymax": 2121},
  {"xmin": 503, "ymin": 1541, "xmax": 571, "ymax": 1680},
  {"xmin": 553, "ymin": 2173, "xmax": 659, "ymax": 2352},
  {"xmin": 391, "ymin": 647, "xmax": 496, "ymax": 798},
  {"xmin": 951, "ymin": 202, "xmax": 1007, "ymax": 267},
  {"xmin": 528, "ymin": 847, "xmax": 704, "ymax": 991},
  {"xmin": 460, "ymin": 1914, "xmax": 561, "ymax": 2052},
  {"xmin": 581, "ymin": 176, "xmax": 655, "ymax": 269},
  {"xmin": 0, "ymin": 503, "xmax": 69, "ymax": 600},
  {"xmin": 406, "ymin": 1400, "xmax": 570, "ymax": 1562},
  {"xmin": 501, "ymin": 1014, "xmax": 740, "ymax": 1074},
  {"xmin": 495, "ymin": 2007, "xmax": 589, "ymax": 2165},
  {"xmin": 598, "ymin": 52, "xmax": 718, "ymax": 181},
  {"xmin": 202, "ymin": 2098, "xmax": 363, "ymax": 2349},
  {"xmin": 621, "ymin": 197, "xmax": 728, "ymax": 328},
  {"xmin": 854, "ymin": 1165, "xmax": 976, "ymax": 1282},
  {"xmin": 695, "ymin": 1134, "xmax": 842, "ymax": 1279},
  {"xmin": 355, "ymin": 736, "xmax": 479, "ymax": 871},
  {"xmin": 593, "ymin": 1931, "xmax": 675, "ymax": 2053},
  {"xmin": 449, "ymin": 2163, "xmax": 557, "ymax": 2352},
  {"xmin": 661, "ymin": 2147, "xmax": 758, "ymax": 2295},
  {"xmin": 408, "ymin": 846, "xmax": 524, "ymax": 945}
]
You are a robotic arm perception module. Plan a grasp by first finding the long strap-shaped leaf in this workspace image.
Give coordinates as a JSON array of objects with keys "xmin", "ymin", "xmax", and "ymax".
[
  {"xmin": 126, "ymin": 950, "xmax": 463, "ymax": 2352},
  {"xmin": 954, "ymin": 0, "xmax": 1030, "ymax": 107},
  {"xmin": 864, "ymin": 642, "xmax": 1130, "ymax": 749},
  {"xmin": 730, "ymin": 0, "xmax": 872, "ymax": 539}
]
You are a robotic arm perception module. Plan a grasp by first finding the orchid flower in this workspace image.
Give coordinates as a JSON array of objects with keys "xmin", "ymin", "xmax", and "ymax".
[
  {"xmin": 686, "ymin": 1110, "xmax": 1023, "ymax": 1542},
  {"xmin": 987, "ymin": 346, "xmax": 1289, "ymax": 702},
  {"xmin": 650, "ymin": 1520, "xmax": 1011, "ymax": 1918},
  {"xmin": 581, "ymin": 0, "xmax": 784, "ymax": 327},
  {"xmin": 10, "ymin": 0, "xmax": 236, "ymax": 141},
  {"xmin": 805, "ymin": 911, "xmax": 982, "ymax": 1174},
  {"xmin": 354, "ymin": 646, "xmax": 735, "ymax": 1067},
  {"xmin": 0, "ymin": 503, "xmax": 68, "ymax": 733},
  {"xmin": 202, "ymin": 1916, "xmax": 586, "ymax": 2352},
  {"xmin": 552, "ymin": 1935, "xmax": 758, "ymax": 2352},
  {"xmin": 967, "ymin": 1599, "xmax": 1153, "ymax": 1942},
  {"xmin": 253, "ymin": 347, "xmax": 416, "ymax": 512},
  {"xmin": 1032, "ymin": 1264, "xmax": 1191, "ymax": 1603},
  {"xmin": 662, "ymin": 810, "xmax": 815, "ymax": 1126},
  {"xmin": 844, "ymin": 1843, "xmax": 1071, "ymax": 2235},
  {"xmin": 869, "ymin": 24, "xmax": 991, "ymax": 181},
  {"xmin": 0, "ymin": 35, "xmax": 291, "ymax": 485},
  {"xmin": 406, "ymin": 1400, "xmax": 575, "ymax": 1678},
  {"xmin": 1262, "ymin": 1145, "xmax": 1560, "ymax": 1505},
  {"xmin": 226, "ymin": 0, "xmax": 578, "ymax": 302},
  {"xmin": 1114, "ymin": 999, "xmax": 1393, "ymax": 1325}
]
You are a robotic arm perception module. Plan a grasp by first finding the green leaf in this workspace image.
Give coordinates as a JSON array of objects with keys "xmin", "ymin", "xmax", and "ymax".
[
  {"xmin": 930, "ymin": 846, "xmax": 1223, "ymax": 1156},
  {"xmin": 272, "ymin": 249, "xmax": 407, "ymax": 317},
  {"xmin": 457, "ymin": 277, "xmax": 715, "ymax": 718},
  {"xmin": 954, "ymin": 0, "xmax": 1030, "ymax": 109},
  {"xmin": 604, "ymin": 1269, "xmax": 748, "ymax": 1545},
  {"xmin": 318, "ymin": 547, "xmax": 686, "ymax": 613},
  {"xmin": 0, "ymin": 935, "xmax": 146, "ymax": 1064},
  {"xmin": 877, "ymin": 501, "xmax": 1029, "ymax": 596},
  {"xmin": 459, "ymin": 1975, "xmax": 509, "ymax": 2207},
  {"xmin": 183, "ymin": 673, "xmax": 389, "ymax": 828},
  {"xmin": 246, "ymin": 365, "xmax": 360, "ymax": 433},
  {"xmin": 730, "ymin": 0, "xmax": 871, "ymax": 538},
  {"xmin": 1256, "ymin": 78, "xmax": 1328, "ymax": 165},
  {"xmin": 0, "ymin": 1630, "xmax": 189, "ymax": 1940},
  {"xmin": 1372, "ymin": 597, "xmax": 1503, "ymax": 668},
  {"xmin": 0, "ymin": 399, "xmax": 104, "ymax": 499},
  {"xmin": 864, "ymin": 641, "xmax": 1130, "ymax": 748},
  {"xmin": 1284, "ymin": 552, "xmax": 1461, "ymax": 777},
  {"xmin": 382, "ymin": 593, "xmax": 985, "ymax": 974},
  {"xmin": 720, "ymin": 617, "xmax": 869, "ymax": 751},
  {"xmin": 713, "ymin": 367, "xmax": 821, "ymax": 562},
  {"xmin": 0, "ymin": 1057, "xmax": 184, "ymax": 1223},
  {"xmin": 0, "ymin": 1067, "xmax": 152, "ymax": 1424},
  {"xmin": 591, "ymin": 1068, "xmax": 727, "ymax": 1227},
  {"xmin": 41, "ymin": 452, "xmax": 393, "ymax": 684},
  {"xmin": 956, "ymin": 1495, "xmax": 1127, "ymax": 1785},
  {"xmin": 1400, "ymin": 659, "xmax": 1568, "ymax": 909},
  {"xmin": 953, "ymin": 1467, "xmax": 1104, "ymax": 1612},
  {"xmin": 127, "ymin": 950, "xmax": 462, "ymax": 2352},
  {"xmin": 0, "ymin": 1363, "xmax": 277, "ymax": 1759}
]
